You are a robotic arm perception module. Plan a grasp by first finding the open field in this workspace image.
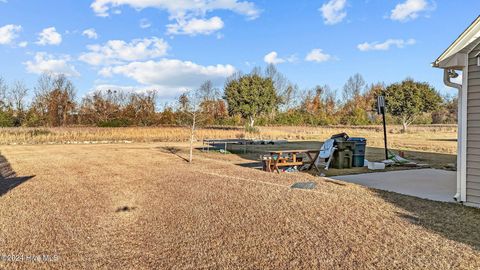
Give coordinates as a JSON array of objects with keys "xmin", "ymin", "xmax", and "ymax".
[
  {"xmin": 0, "ymin": 125, "xmax": 458, "ymax": 176},
  {"xmin": 0, "ymin": 125, "xmax": 457, "ymax": 154},
  {"xmin": 0, "ymin": 143, "xmax": 479, "ymax": 269}
]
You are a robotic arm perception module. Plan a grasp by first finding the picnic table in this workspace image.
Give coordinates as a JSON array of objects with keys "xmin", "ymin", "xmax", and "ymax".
[{"xmin": 264, "ymin": 150, "xmax": 320, "ymax": 173}]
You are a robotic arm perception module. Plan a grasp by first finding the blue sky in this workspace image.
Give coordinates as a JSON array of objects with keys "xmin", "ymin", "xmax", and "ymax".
[{"xmin": 0, "ymin": 0, "xmax": 479, "ymax": 103}]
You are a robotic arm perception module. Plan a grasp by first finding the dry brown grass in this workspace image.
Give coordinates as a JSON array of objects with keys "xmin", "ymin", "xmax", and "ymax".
[
  {"xmin": 0, "ymin": 126, "xmax": 245, "ymax": 144},
  {"xmin": 0, "ymin": 125, "xmax": 457, "ymax": 154},
  {"xmin": 0, "ymin": 143, "xmax": 478, "ymax": 269}
]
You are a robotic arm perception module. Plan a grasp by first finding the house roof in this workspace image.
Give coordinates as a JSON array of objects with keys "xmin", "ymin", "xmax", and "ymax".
[{"xmin": 433, "ymin": 16, "xmax": 480, "ymax": 68}]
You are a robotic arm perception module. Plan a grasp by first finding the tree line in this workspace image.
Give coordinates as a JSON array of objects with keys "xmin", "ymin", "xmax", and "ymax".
[
  {"xmin": 0, "ymin": 66, "xmax": 457, "ymax": 132},
  {"xmin": 0, "ymin": 73, "xmax": 157, "ymax": 128}
]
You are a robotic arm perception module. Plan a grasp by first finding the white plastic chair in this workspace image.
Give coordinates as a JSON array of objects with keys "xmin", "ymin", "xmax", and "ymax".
[{"xmin": 316, "ymin": 139, "xmax": 337, "ymax": 170}]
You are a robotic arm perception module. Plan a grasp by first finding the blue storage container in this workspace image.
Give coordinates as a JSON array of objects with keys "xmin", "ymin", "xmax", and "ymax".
[{"xmin": 347, "ymin": 137, "xmax": 367, "ymax": 167}]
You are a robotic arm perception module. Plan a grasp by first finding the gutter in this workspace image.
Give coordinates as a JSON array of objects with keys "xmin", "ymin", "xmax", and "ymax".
[
  {"xmin": 435, "ymin": 16, "xmax": 480, "ymax": 65},
  {"xmin": 443, "ymin": 69, "xmax": 462, "ymax": 202}
]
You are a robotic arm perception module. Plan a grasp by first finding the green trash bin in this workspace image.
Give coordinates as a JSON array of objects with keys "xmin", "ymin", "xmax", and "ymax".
[{"xmin": 331, "ymin": 141, "xmax": 355, "ymax": 169}]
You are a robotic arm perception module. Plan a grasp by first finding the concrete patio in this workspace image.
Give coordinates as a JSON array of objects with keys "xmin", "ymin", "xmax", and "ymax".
[{"xmin": 331, "ymin": 169, "xmax": 456, "ymax": 202}]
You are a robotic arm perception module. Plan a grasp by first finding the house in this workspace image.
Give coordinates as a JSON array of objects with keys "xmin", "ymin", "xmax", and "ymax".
[{"xmin": 433, "ymin": 16, "xmax": 480, "ymax": 207}]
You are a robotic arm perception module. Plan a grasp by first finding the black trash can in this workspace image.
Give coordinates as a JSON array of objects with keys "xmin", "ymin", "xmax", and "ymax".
[
  {"xmin": 331, "ymin": 132, "xmax": 349, "ymax": 142},
  {"xmin": 347, "ymin": 137, "xmax": 367, "ymax": 167}
]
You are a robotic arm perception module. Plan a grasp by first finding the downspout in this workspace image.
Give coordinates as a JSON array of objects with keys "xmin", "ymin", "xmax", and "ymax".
[
  {"xmin": 443, "ymin": 69, "xmax": 462, "ymax": 201},
  {"xmin": 444, "ymin": 69, "xmax": 462, "ymax": 89}
]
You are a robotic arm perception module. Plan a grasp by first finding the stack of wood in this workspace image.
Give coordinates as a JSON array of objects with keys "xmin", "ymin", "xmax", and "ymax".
[{"xmin": 0, "ymin": 154, "xmax": 16, "ymax": 179}]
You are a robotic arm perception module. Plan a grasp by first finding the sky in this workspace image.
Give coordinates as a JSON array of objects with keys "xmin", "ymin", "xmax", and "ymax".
[{"xmin": 0, "ymin": 0, "xmax": 479, "ymax": 104}]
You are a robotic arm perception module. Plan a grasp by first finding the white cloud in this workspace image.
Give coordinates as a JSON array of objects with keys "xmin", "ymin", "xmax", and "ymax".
[
  {"xmin": 390, "ymin": 0, "xmax": 432, "ymax": 22},
  {"xmin": 0, "ymin": 24, "xmax": 22, "ymax": 45},
  {"xmin": 305, "ymin": 49, "xmax": 332, "ymax": 63},
  {"xmin": 357, "ymin": 38, "xmax": 416, "ymax": 51},
  {"xmin": 91, "ymin": 0, "xmax": 258, "ymax": 37},
  {"xmin": 24, "ymin": 52, "xmax": 80, "ymax": 77},
  {"xmin": 140, "ymin": 18, "xmax": 152, "ymax": 29},
  {"xmin": 79, "ymin": 37, "xmax": 169, "ymax": 66},
  {"xmin": 99, "ymin": 59, "xmax": 236, "ymax": 87},
  {"xmin": 320, "ymin": 0, "xmax": 347, "ymax": 25},
  {"xmin": 263, "ymin": 51, "xmax": 297, "ymax": 65},
  {"xmin": 167, "ymin": 16, "xmax": 224, "ymax": 36},
  {"xmin": 264, "ymin": 51, "xmax": 283, "ymax": 64},
  {"xmin": 82, "ymin": 28, "xmax": 99, "ymax": 39},
  {"xmin": 90, "ymin": 0, "xmax": 260, "ymax": 20},
  {"xmin": 36, "ymin": 27, "xmax": 62, "ymax": 46},
  {"xmin": 18, "ymin": 41, "xmax": 28, "ymax": 48}
]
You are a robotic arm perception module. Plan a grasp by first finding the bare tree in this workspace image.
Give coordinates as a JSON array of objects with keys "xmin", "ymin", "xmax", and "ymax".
[
  {"xmin": 31, "ymin": 73, "xmax": 76, "ymax": 126},
  {"xmin": 342, "ymin": 73, "xmax": 366, "ymax": 102},
  {"xmin": 123, "ymin": 90, "xmax": 157, "ymax": 126},
  {"xmin": 282, "ymin": 83, "xmax": 299, "ymax": 111},
  {"xmin": 9, "ymin": 80, "xmax": 28, "ymax": 113},
  {"xmin": 319, "ymin": 84, "xmax": 337, "ymax": 114},
  {"xmin": 50, "ymin": 75, "xmax": 76, "ymax": 126},
  {"xmin": 32, "ymin": 73, "xmax": 55, "ymax": 117},
  {"xmin": 178, "ymin": 87, "xmax": 203, "ymax": 163},
  {"xmin": 0, "ymin": 77, "xmax": 8, "ymax": 110},
  {"xmin": 197, "ymin": 80, "xmax": 226, "ymax": 124},
  {"xmin": 198, "ymin": 80, "xmax": 219, "ymax": 102},
  {"xmin": 265, "ymin": 64, "xmax": 297, "ymax": 112},
  {"xmin": 250, "ymin": 66, "xmax": 262, "ymax": 76},
  {"xmin": 178, "ymin": 93, "xmax": 190, "ymax": 112},
  {"xmin": 265, "ymin": 64, "xmax": 288, "ymax": 93}
]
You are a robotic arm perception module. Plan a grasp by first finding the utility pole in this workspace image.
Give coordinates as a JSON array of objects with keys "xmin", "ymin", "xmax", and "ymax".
[{"xmin": 377, "ymin": 95, "xmax": 388, "ymax": 160}]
